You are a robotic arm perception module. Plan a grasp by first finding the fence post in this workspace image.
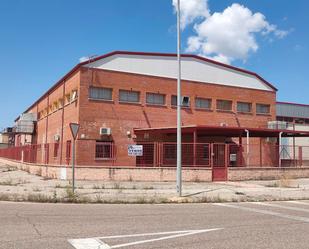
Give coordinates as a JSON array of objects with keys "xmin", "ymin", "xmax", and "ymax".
[{"xmin": 299, "ymin": 146, "xmax": 303, "ymax": 167}]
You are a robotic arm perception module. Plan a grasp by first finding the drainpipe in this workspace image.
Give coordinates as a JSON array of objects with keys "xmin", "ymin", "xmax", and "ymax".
[
  {"xmin": 279, "ymin": 131, "xmax": 283, "ymax": 168},
  {"xmin": 245, "ymin": 129, "xmax": 249, "ymax": 166}
]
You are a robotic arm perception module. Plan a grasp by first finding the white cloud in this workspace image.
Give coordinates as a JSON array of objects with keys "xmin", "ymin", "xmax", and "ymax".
[
  {"xmin": 172, "ymin": 0, "xmax": 209, "ymax": 29},
  {"xmin": 173, "ymin": 1, "xmax": 289, "ymax": 64}
]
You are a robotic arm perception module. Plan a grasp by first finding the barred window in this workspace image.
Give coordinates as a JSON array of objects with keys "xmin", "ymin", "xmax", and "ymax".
[
  {"xmin": 146, "ymin": 93, "xmax": 165, "ymax": 105},
  {"xmin": 216, "ymin": 99, "xmax": 232, "ymax": 111},
  {"xmin": 164, "ymin": 144, "xmax": 176, "ymax": 159},
  {"xmin": 237, "ymin": 102, "xmax": 252, "ymax": 113},
  {"xmin": 195, "ymin": 98, "xmax": 211, "ymax": 109},
  {"xmin": 95, "ymin": 142, "xmax": 113, "ymax": 159},
  {"xmin": 89, "ymin": 87, "xmax": 112, "ymax": 100},
  {"xmin": 119, "ymin": 90, "xmax": 140, "ymax": 103},
  {"xmin": 256, "ymin": 104, "xmax": 270, "ymax": 114}
]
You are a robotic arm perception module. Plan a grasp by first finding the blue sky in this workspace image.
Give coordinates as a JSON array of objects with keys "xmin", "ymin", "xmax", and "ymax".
[{"xmin": 0, "ymin": 0, "xmax": 308, "ymax": 128}]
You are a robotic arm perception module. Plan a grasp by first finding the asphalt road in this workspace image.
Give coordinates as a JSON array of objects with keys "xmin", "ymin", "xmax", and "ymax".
[{"xmin": 1, "ymin": 201, "xmax": 309, "ymax": 249}]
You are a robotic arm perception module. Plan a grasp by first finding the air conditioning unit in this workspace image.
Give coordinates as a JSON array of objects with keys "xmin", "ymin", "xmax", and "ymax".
[
  {"xmin": 54, "ymin": 134, "xmax": 60, "ymax": 141},
  {"xmin": 100, "ymin": 127, "xmax": 111, "ymax": 135}
]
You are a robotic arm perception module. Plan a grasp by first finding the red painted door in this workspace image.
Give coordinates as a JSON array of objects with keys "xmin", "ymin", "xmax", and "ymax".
[{"xmin": 212, "ymin": 143, "xmax": 228, "ymax": 181}]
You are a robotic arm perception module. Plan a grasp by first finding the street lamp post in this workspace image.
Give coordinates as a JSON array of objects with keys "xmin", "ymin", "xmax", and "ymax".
[{"xmin": 176, "ymin": 0, "xmax": 182, "ymax": 196}]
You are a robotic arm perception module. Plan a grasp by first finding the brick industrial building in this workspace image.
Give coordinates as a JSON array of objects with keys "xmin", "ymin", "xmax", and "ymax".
[{"xmin": 1, "ymin": 51, "xmax": 309, "ymax": 181}]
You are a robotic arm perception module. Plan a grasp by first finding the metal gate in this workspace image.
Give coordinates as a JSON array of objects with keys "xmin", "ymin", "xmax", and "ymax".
[{"xmin": 212, "ymin": 143, "xmax": 228, "ymax": 181}]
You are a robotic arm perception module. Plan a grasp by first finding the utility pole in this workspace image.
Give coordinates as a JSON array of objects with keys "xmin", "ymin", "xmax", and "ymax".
[{"xmin": 176, "ymin": 0, "xmax": 182, "ymax": 196}]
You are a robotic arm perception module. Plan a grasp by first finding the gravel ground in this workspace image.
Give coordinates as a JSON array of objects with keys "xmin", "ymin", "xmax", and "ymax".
[{"xmin": 1, "ymin": 161, "xmax": 309, "ymax": 203}]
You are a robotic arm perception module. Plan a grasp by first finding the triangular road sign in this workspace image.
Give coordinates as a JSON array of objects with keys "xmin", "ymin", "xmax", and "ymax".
[{"xmin": 69, "ymin": 123, "xmax": 80, "ymax": 140}]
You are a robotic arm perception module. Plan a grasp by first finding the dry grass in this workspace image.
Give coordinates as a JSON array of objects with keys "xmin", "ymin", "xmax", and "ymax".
[
  {"xmin": 32, "ymin": 187, "xmax": 41, "ymax": 192},
  {"xmin": 264, "ymin": 174, "xmax": 298, "ymax": 188},
  {"xmin": 142, "ymin": 186, "xmax": 154, "ymax": 190},
  {"xmin": 279, "ymin": 174, "xmax": 297, "ymax": 188},
  {"xmin": 2, "ymin": 166, "xmax": 18, "ymax": 172},
  {"xmin": 0, "ymin": 179, "xmax": 18, "ymax": 186},
  {"xmin": 265, "ymin": 182, "xmax": 280, "ymax": 188}
]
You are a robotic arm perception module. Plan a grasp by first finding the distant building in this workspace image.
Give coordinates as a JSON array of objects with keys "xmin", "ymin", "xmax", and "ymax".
[
  {"xmin": 0, "ymin": 127, "xmax": 14, "ymax": 148},
  {"xmin": 276, "ymin": 102, "xmax": 309, "ymax": 162}
]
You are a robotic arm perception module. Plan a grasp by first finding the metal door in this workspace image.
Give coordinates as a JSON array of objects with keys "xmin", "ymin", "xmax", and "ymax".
[{"xmin": 212, "ymin": 143, "xmax": 228, "ymax": 181}]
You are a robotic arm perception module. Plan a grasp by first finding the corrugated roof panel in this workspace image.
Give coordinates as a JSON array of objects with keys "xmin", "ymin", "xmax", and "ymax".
[{"xmin": 276, "ymin": 103, "xmax": 309, "ymax": 118}]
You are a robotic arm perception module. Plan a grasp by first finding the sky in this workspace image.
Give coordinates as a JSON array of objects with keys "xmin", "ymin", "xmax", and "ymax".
[{"xmin": 0, "ymin": 0, "xmax": 308, "ymax": 129}]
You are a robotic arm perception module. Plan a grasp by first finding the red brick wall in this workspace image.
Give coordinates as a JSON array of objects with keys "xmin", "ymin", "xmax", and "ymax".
[
  {"xmin": 31, "ymin": 71, "xmax": 80, "ymax": 165},
  {"xmin": 77, "ymin": 67, "xmax": 276, "ymax": 166}
]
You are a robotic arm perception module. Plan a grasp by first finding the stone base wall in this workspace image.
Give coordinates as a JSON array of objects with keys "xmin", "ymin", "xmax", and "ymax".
[
  {"xmin": 228, "ymin": 167, "xmax": 309, "ymax": 181},
  {"xmin": 2, "ymin": 158, "xmax": 309, "ymax": 182},
  {"xmin": 0, "ymin": 158, "xmax": 211, "ymax": 182}
]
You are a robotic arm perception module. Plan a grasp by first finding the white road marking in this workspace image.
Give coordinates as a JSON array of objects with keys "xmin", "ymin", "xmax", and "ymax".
[
  {"xmin": 214, "ymin": 203, "xmax": 309, "ymax": 223},
  {"xmin": 68, "ymin": 228, "xmax": 222, "ymax": 249},
  {"xmin": 288, "ymin": 201, "xmax": 309, "ymax": 206},
  {"xmin": 68, "ymin": 238, "xmax": 110, "ymax": 249},
  {"xmin": 98, "ymin": 229, "xmax": 213, "ymax": 239},
  {"xmin": 253, "ymin": 202, "xmax": 309, "ymax": 213},
  {"xmin": 109, "ymin": 228, "xmax": 222, "ymax": 248}
]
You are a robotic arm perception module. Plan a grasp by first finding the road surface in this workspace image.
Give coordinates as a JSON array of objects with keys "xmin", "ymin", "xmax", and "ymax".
[{"xmin": 1, "ymin": 201, "xmax": 309, "ymax": 249}]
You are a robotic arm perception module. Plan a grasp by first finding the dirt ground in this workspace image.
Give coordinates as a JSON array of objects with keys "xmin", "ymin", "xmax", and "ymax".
[{"xmin": 1, "ymin": 161, "xmax": 309, "ymax": 203}]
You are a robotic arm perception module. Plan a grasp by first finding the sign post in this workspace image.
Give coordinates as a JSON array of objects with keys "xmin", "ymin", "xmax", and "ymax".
[{"xmin": 69, "ymin": 123, "xmax": 80, "ymax": 193}]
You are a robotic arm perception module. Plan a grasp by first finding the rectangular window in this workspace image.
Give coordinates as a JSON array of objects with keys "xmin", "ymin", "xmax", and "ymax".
[
  {"xmin": 95, "ymin": 142, "xmax": 113, "ymax": 159},
  {"xmin": 171, "ymin": 95, "xmax": 190, "ymax": 107},
  {"xmin": 65, "ymin": 94, "xmax": 71, "ymax": 105},
  {"xmin": 256, "ymin": 104, "xmax": 270, "ymax": 114},
  {"xmin": 89, "ymin": 87, "xmax": 112, "ymax": 100},
  {"xmin": 53, "ymin": 101, "xmax": 59, "ymax": 111},
  {"xmin": 66, "ymin": 140, "xmax": 71, "ymax": 161},
  {"xmin": 146, "ymin": 93, "xmax": 165, "ymax": 105},
  {"xmin": 171, "ymin": 95, "xmax": 177, "ymax": 106},
  {"xmin": 216, "ymin": 99, "xmax": 232, "ymax": 111},
  {"xmin": 237, "ymin": 102, "xmax": 252, "ymax": 113},
  {"xmin": 53, "ymin": 143, "xmax": 59, "ymax": 158},
  {"xmin": 58, "ymin": 98, "xmax": 64, "ymax": 108},
  {"xmin": 71, "ymin": 90, "xmax": 78, "ymax": 101},
  {"xmin": 119, "ymin": 90, "xmax": 140, "ymax": 103},
  {"xmin": 195, "ymin": 98, "xmax": 212, "ymax": 109}
]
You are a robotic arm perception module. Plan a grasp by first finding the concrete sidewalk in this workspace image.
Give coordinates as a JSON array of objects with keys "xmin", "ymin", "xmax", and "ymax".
[{"xmin": 1, "ymin": 161, "xmax": 309, "ymax": 203}]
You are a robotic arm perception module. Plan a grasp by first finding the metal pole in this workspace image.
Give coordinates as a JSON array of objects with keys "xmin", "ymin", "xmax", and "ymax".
[
  {"xmin": 72, "ymin": 140, "xmax": 75, "ymax": 193},
  {"xmin": 176, "ymin": 0, "xmax": 182, "ymax": 196},
  {"xmin": 279, "ymin": 132, "xmax": 283, "ymax": 168},
  {"xmin": 245, "ymin": 129, "xmax": 249, "ymax": 166}
]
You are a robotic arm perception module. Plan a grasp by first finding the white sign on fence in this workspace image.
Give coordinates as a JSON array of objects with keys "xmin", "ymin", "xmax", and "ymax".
[
  {"xmin": 230, "ymin": 154, "xmax": 237, "ymax": 162},
  {"xmin": 128, "ymin": 145, "xmax": 143, "ymax": 156}
]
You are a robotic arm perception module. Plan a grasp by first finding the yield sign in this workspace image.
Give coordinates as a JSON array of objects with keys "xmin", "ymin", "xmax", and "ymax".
[{"xmin": 69, "ymin": 123, "xmax": 80, "ymax": 140}]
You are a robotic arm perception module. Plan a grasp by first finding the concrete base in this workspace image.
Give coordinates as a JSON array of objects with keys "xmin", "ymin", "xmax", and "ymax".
[
  {"xmin": 0, "ymin": 158, "xmax": 212, "ymax": 182},
  {"xmin": 2, "ymin": 158, "xmax": 309, "ymax": 182}
]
